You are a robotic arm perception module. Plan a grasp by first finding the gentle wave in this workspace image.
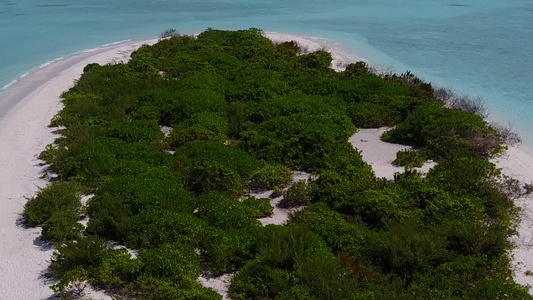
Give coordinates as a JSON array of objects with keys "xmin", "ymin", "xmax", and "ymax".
[
  {"xmin": 1, "ymin": 79, "xmax": 18, "ymax": 90},
  {"xmin": 0, "ymin": 39, "xmax": 136, "ymax": 92},
  {"xmin": 38, "ymin": 56, "xmax": 65, "ymax": 69}
]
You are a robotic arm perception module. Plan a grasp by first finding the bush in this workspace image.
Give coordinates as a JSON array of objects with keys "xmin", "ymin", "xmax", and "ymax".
[
  {"xmin": 134, "ymin": 276, "xmax": 222, "ymax": 300},
  {"xmin": 241, "ymin": 114, "xmax": 356, "ymax": 172},
  {"xmin": 292, "ymin": 203, "xmax": 370, "ymax": 257},
  {"xmin": 250, "ymin": 164, "xmax": 292, "ymax": 190},
  {"xmin": 86, "ymin": 170, "xmax": 194, "ymax": 242},
  {"xmin": 50, "ymin": 236, "xmax": 107, "ymax": 279},
  {"xmin": 175, "ymin": 141, "xmax": 259, "ymax": 179},
  {"xmin": 24, "ymin": 182, "xmax": 81, "ymax": 226},
  {"xmin": 392, "ymin": 149, "xmax": 428, "ymax": 168},
  {"xmin": 229, "ymin": 225, "xmax": 361, "ymax": 300},
  {"xmin": 241, "ymin": 196, "xmax": 274, "ymax": 218},
  {"xmin": 227, "ymin": 101, "xmax": 253, "ymax": 139},
  {"xmin": 367, "ymin": 220, "xmax": 450, "ymax": 282},
  {"xmin": 39, "ymin": 144, "xmax": 59, "ymax": 165},
  {"xmin": 491, "ymin": 122, "xmax": 522, "ymax": 145},
  {"xmin": 346, "ymin": 102, "xmax": 400, "ymax": 128},
  {"xmin": 93, "ymin": 248, "xmax": 141, "ymax": 290},
  {"xmin": 313, "ymin": 166, "xmax": 375, "ymax": 210},
  {"xmin": 277, "ymin": 41, "xmax": 302, "ymax": 55},
  {"xmin": 426, "ymin": 156, "xmax": 500, "ymax": 197},
  {"xmin": 54, "ymin": 137, "xmax": 171, "ymax": 188},
  {"xmin": 186, "ymin": 160, "xmax": 248, "ymax": 196},
  {"xmin": 229, "ymin": 225, "xmax": 332, "ymax": 300},
  {"xmin": 159, "ymin": 28, "xmax": 179, "ymax": 38},
  {"xmin": 342, "ymin": 61, "xmax": 370, "ymax": 79},
  {"xmin": 275, "ymin": 286, "xmax": 317, "ymax": 300},
  {"xmin": 382, "ymin": 104, "xmax": 501, "ymax": 159},
  {"xmin": 229, "ymin": 259, "xmax": 292, "ymax": 300},
  {"xmin": 126, "ymin": 210, "xmax": 210, "ymax": 249},
  {"xmin": 278, "ymin": 180, "xmax": 314, "ymax": 208},
  {"xmin": 299, "ymin": 50, "xmax": 333, "ymax": 70},
  {"xmin": 139, "ymin": 243, "xmax": 201, "ymax": 287},
  {"xmin": 196, "ymin": 192, "xmax": 261, "ymax": 230},
  {"xmin": 42, "ymin": 211, "xmax": 84, "ymax": 243},
  {"xmin": 105, "ymin": 120, "xmax": 164, "ymax": 143},
  {"xmin": 201, "ymin": 227, "xmax": 263, "ymax": 275},
  {"xmin": 167, "ymin": 112, "xmax": 229, "ymax": 148}
]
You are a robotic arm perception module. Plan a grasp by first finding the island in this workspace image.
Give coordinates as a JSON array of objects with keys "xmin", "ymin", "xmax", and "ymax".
[{"xmin": 14, "ymin": 28, "xmax": 533, "ymax": 299}]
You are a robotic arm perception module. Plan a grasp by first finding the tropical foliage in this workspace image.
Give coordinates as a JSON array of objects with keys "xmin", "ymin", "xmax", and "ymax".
[{"xmin": 28, "ymin": 28, "xmax": 528, "ymax": 299}]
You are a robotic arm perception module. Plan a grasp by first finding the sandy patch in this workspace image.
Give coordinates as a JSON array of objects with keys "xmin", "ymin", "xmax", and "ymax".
[
  {"xmin": 198, "ymin": 272, "xmax": 234, "ymax": 300},
  {"xmin": 349, "ymin": 127, "xmax": 436, "ymax": 180}
]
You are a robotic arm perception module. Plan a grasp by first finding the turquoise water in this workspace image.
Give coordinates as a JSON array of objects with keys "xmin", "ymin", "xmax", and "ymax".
[{"xmin": 1, "ymin": 0, "xmax": 531, "ymax": 144}]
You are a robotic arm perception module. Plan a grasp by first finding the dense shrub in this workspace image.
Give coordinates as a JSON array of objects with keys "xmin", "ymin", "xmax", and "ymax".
[
  {"xmin": 54, "ymin": 137, "xmax": 171, "ymax": 188},
  {"xmin": 229, "ymin": 225, "xmax": 367, "ymax": 300},
  {"xmin": 175, "ymin": 141, "xmax": 259, "ymax": 178},
  {"xmin": 250, "ymin": 164, "xmax": 292, "ymax": 190},
  {"xmin": 241, "ymin": 113, "xmax": 356, "ymax": 171},
  {"xmin": 24, "ymin": 182, "xmax": 81, "ymax": 226},
  {"xmin": 346, "ymin": 102, "xmax": 401, "ymax": 128},
  {"xmin": 392, "ymin": 149, "xmax": 429, "ymax": 168},
  {"xmin": 201, "ymin": 227, "xmax": 264, "ymax": 275},
  {"xmin": 168, "ymin": 112, "xmax": 228, "ymax": 147},
  {"xmin": 241, "ymin": 196, "xmax": 274, "ymax": 218},
  {"xmin": 139, "ymin": 243, "xmax": 201, "ymax": 286},
  {"xmin": 383, "ymin": 104, "xmax": 502, "ymax": 159},
  {"xmin": 42, "ymin": 211, "xmax": 84, "ymax": 243},
  {"xmin": 278, "ymin": 180, "xmax": 314, "ymax": 208},
  {"xmin": 292, "ymin": 203, "xmax": 370, "ymax": 257},
  {"xmin": 126, "ymin": 210, "xmax": 210, "ymax": 249},
  {"xmin": 50, "ymin": 236, "xmax": 108, "ymax": 279},
  {"xmin": 229, "ymin": 226, "xmax": 333, "ymax": 299},
  {"xmin": 105, "ymin": 120, "xmax": 164, "ymax": 143},
  {"xmin": 93, "ymin": 248, "xmax": 141, "ymax": 290},
  {"xmin": 186, "ymin": 160, "xmax": 248, "ymax": 196},
  {"xmin": 196, "ymin": 192, "xmax": 261, "ymax": 230},
  {"xmin": 86, "ymin": 170, "xmax": 193, "ymax": 242},
  {"xmin": 298, "ymin": 50, "xmax": 333, "ymax": 70},
  {"xmin": 32, "ymin": 28, "xmax": 524, "ymax": 300}
]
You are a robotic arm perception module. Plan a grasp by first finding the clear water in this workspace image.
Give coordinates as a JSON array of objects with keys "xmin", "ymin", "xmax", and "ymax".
[{"xmin": 1, "ymin": 0, "xmax": 531, "ymax": 144}]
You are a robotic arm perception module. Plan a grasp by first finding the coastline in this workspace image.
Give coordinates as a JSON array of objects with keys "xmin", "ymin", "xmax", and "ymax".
[
  {"xmin": 0, "ymin": 32, "xmax": 532, "ymax": 297},
  {"xmin": 0, "ymin": 38, "xmax": 157, "ymax": 299},
  {"xmin": 491, "ymin": 144, "xmax": 533, "ymax": 290}
]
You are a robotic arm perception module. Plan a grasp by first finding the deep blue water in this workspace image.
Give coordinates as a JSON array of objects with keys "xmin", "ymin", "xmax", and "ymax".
[{"xmin": 0, "ymin": 0, "xmax": 531, "ymax": 144}]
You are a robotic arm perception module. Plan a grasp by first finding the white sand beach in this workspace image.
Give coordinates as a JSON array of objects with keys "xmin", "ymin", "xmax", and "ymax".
[
  {"xmin": 1, "ymin": 32, "xmax": 533, "ymax": 299},
  {"xmin": 0, "ymin": 39, "xmax": 156, "ymax": 299},
  {"xmin": 491, "ymin": 145, "xmax": 533, "ymax": 291}
]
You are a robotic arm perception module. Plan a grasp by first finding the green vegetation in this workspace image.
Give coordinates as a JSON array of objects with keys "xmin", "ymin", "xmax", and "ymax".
[
  {"xmin": 27, "ymin": 28, "xmax": 529, "ymax": 299},
  {"xmin": 250, "ymin": 164, "xmax": 293, "ymax": 190},
  {"xmin": 24, "ymin": 182, "xmax": 81, "ymax": 227},
  {"xmin": 278, "ymin": 180, "xmax": 314, "ymax": 208},
  {"xmin": 392, "ymin": 149, "xmax": 429, "ymax": 168}
]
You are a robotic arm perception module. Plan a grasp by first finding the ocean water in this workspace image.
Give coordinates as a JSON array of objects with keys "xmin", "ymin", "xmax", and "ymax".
[{"xmin": 0, "ymin": 0, "xmax": 531, "ymax": 144}]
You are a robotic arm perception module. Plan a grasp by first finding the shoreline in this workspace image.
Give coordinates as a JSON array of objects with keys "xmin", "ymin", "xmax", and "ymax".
[
  {"xmin": 0, "ymin": 32, "xmax": 532, "ymax": 297},
  {"xmin": 491, "ymin": 143, "xmax": 533, "ymax": 290}
]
